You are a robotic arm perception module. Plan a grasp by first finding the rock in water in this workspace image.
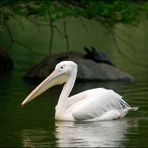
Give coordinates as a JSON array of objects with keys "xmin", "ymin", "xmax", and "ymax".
[
  {"xmin": 76, "ymin": 59, "xmax": 133, "ymax": 81},
  {"xmin": 24, "ymin": 52, "xmax": 133, "ymax": 82},
  {"xmin": 0, "ymin": 47, "xmax": 13, "ymax": 71}
]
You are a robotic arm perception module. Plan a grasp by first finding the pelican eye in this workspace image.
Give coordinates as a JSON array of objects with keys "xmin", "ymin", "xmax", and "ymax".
[{"xmin": 60, "ymin": 66, "xmax": 63, "ymax": 69}]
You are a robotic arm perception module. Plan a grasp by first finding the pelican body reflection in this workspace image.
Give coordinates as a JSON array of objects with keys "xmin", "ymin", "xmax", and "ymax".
[
  {"xmin": 55, "ymin": 119, "xmax": 133, "ymax": 147},
  {"xmin": 21, "ymin": 119, "xmax": 137, "ymax": 147}
]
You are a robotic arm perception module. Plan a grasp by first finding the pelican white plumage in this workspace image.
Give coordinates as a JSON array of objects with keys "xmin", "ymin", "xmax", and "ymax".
[{"xmin": 21, "ymin": 61, "xmax": 138, "ymax": 121}]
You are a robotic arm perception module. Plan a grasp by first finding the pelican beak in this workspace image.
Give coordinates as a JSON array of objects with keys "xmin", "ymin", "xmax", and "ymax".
[{"xmin": 21, "ymin": 69, "xmax": 67, "ymax": 106}]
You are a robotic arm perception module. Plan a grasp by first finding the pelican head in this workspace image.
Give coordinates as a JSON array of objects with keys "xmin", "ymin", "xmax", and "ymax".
[{"xmin": 21, "ymin": 61, "xmax": 77, "ymax": 106}]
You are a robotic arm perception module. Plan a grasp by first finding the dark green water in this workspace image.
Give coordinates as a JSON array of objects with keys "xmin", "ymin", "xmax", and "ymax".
[{"xmin": 0, "ymin": 51, "xmax": 148, "ymax": 147}]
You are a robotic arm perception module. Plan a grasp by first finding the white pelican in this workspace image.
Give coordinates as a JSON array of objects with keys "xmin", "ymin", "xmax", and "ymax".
[{"xmin": 21, "ymin": 61, "xmax": 138, "ymax": 121}]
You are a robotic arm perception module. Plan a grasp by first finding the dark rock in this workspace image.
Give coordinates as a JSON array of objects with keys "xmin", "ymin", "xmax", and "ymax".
[
  {"xmin": 0, "ymin": 47, "xmax": 13, "ymax": 71},
  {"xmin": 75, "ymin": 59, "xmax": 133, "ymax": 81},
  {"xmin": 24, "ymin": 51, "xmax": 133, "ymax": 82}
]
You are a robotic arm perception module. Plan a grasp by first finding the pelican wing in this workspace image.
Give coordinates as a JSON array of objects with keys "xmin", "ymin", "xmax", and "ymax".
[{"xmin": 71, "ymin": 88, "xmax": 131, "ymax": 121}]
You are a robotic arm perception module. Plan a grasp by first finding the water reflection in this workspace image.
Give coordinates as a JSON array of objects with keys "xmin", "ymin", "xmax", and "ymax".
[
  {"xmin": 22, "ymin": 129, "xmax": 47, "ymax": 147},
  {"xmin": 21, "ymin": 128, "xmax": 56, "ymax": 148},
  {"xmin": 55, "ymin": 119, "xmax": 137, "ymax": 147},
  {"xmin": 21, "ymin": 119, "xmax": 138, "ymax": 147}
]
